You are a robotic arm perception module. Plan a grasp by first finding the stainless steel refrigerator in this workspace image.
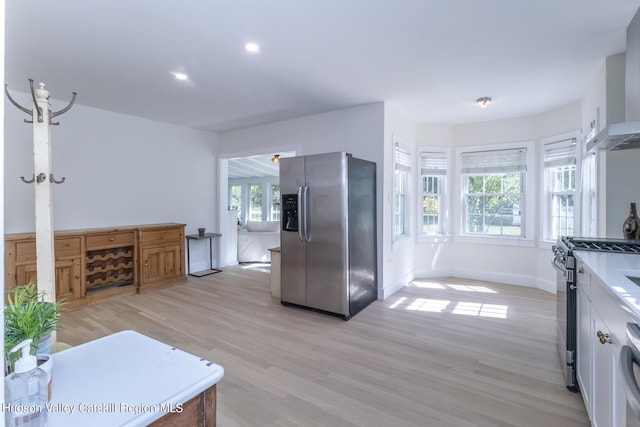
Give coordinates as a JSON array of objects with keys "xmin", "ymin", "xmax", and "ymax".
[{"xmin": 279, "ymin": 152, "xmax": 377, "ymax": 320}]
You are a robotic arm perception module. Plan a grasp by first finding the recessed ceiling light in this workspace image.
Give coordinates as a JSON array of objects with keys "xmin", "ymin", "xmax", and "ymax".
[
  {"xmin": 172, "ymin": 72, "xmax": 188, "ymax": 81},
  {"xmin": 245, "ymin": 42, "xmax": 260, "ymax": 53}
]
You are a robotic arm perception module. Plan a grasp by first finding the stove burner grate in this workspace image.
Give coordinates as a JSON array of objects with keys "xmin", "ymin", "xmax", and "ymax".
[{"xmin": 565, "ymin": 239, "xmax": 640, "ymax": 253}]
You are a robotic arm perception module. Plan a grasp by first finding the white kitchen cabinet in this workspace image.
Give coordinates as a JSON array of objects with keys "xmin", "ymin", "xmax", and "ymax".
[
  {"xmin": 591, "ymin": 304, "xmax": 616, "ymax": 427},
  {"xmin": 576, "ymin": 260, "xmax": 592, "ymax": 419},
  {"xmin": 575, "ymin": 256, "xmax": 636, "ymax": 427}
]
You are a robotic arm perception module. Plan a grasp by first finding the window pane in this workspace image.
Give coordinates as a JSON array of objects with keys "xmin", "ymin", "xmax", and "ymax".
[
  {"xmin": 502, "ymin": 173, "xmax": 521, "ymax": 193},
  {"xmin": 249, "ymin": 184, "xmax": 263, "ymax": 221},
  {"xmin": 422, "ymin": 174, "xmax": 440, "ymax": 235},
  {"xmin": 468, "ymin": 176, "xmax": 484, "ymax": 193},
  {"xmin": 547, "ymin": 162, "xmax": 576, "ymax": 240},
  {"xmin": 485, "ymin": 175, "xmax": 501, "ymax": 193},
  {"xmin": 550, "ymin": 193, "xmax": 574, "ymax": 238},
  {"xmin": 271, "ymin": 184, "xmax": 281, "ymax": 221},
  {"xmin": 464, "ymin": 174, "xmax": 522, "ymax": 237},
  {"xmin": 230, "ymin": 185, "xmax": 242, "ymax": 223},
  {"xmin": 394, "ymin": 168, "xmax": 408, "ymax": 238},
  {"xmin": 394, "ymin": 141, "xmax": 411, "ymax": 240}
]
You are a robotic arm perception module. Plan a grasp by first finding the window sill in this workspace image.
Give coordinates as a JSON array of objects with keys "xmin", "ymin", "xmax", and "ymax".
[
  {"xmin": 454, "ymin": 234, "xmax": 535, "ymax": 247},
  {"xmin": 418, "ymin": 234, "xmax": 450, "ymax": 244}
]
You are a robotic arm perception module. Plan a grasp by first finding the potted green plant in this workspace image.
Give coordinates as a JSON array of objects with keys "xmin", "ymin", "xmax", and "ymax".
[{"xmin": 4, "ymin": 281, "xmax": 65, "ymax": 372}]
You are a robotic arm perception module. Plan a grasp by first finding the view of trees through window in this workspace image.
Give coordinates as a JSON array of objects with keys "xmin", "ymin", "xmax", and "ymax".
[
  {"xmin": 549, "ymin": 165, "xmax": 575, "ymax": 239},
  {"xmin": 229, "ymin": 181, "xmax": 280, "ymax": 226},
  {"xmin": 249, "ymin": 184, "xmax": 263, "ymax": 221},
  {"xmin": 465, "ymin": 173, "xmax": 522, "ymax": 236},
  {"xmin": 271, "ymin": 184, "xmax": 281, "ymax": 221},
  {"xmin": 422, "ymin": 176, "xmax": 440, "ymax": 234},
  {"xmin": 230, "ymin": 185, "xmax": 242, "ymax": 222}
]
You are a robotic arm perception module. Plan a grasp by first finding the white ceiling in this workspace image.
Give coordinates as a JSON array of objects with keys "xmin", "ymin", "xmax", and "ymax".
[
  {"xmin": 5, "ymin": 1, "xmax": 640, "ymax": 133},
  {"xmin": 227, "ymin": 152, "xmax": 295, "ymax": 179}
]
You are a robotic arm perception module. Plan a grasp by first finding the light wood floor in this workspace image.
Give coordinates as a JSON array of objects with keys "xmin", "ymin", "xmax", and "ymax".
[{"xmin": 58, "ymin": 268, "xmax": 589, "ymax": 427}]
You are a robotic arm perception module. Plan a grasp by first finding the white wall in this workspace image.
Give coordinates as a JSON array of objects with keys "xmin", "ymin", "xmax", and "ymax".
[
  {"xmin": 4, "ymin": 97, "xmax": 219, "ymax": 271},
  {"xmin": 218, "ymin": 102, "xmax": 386, "ymax": 291},
  {"xmin": 381, "ymin": 103, "xmax": 417, "ymax": 298},
  {"xmin": 604, "ymin": 149, "xmax": 640, "ymax": 238}
]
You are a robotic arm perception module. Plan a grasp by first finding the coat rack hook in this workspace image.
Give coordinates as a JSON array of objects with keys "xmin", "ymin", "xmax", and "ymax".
[
  {"xmin": 50, "ymin": 91, "xmax": 77, "ymax": 120},
  {"xmin": 49, "ymin": 174, "xmax": 65, "ymax": 184},
  {"xmin": 5, "ymin": 84, "xmax": 33, "ymax": 117},
  {"xmin": 28, "ymin": 79, "xmax": 44, "ymax": 123},
  {"xmin": 36, "ymin": 173, "xmax": 47, "ymax": 184},
  {"xmin": 20, "ymin": 174, "xmax": 35, "ymax": 184}
]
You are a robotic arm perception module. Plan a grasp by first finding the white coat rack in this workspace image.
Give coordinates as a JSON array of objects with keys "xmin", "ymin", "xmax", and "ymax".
[{"xmin": 5, "ymin": 79, "xmax": 77, "ymax": 303}]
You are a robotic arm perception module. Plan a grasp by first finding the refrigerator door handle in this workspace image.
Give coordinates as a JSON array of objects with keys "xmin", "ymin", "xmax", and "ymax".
[
  {"xmin": 297, "ymin": 185, "xmax": 304, "ymax": 242},
  {"xmin": 303, "ymin": 185, "xmax": 311, "ymax": 242}
]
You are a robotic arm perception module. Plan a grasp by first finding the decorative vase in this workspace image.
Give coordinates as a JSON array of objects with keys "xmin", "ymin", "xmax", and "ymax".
[
  {"xmin": 623, "ymin": 202, "xmax": 640, "ymax": 240},
  {"xmin": 198, "ymin": 227, "xmax": 206, "ymax": 237}
]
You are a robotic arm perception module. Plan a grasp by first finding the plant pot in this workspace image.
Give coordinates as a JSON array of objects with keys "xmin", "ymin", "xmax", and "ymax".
[
  {"xmin": 37, "ymin": 333, "xmax": 52, "ymax": 355},
  {"xmin": 36, "ymin": 354, "xmax": 52, "ymax": 401}
]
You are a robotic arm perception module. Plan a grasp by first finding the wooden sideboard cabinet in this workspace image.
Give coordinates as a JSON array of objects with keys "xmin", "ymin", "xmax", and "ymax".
[
  {"xmin": 138, "ymin": 224, "xmax": 187, "ymax": 293},
  {"xmin": 6, "ymin": 233, "xmax": 85, "ymax": 309},
  {"xmin": 5, "ymin": 223, "xmax": 186, "ymax": 309}
]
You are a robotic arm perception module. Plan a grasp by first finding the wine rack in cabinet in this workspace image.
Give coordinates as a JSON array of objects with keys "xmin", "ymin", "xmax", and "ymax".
[{"xmin": 84, "ymin": 231, "xmax": 137, "ymax": 301}]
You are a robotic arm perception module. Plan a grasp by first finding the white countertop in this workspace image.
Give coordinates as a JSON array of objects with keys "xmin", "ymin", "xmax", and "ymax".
[
  {"xmin": 48, "ymin": 330, "xmax": 224, "ymax": 427},
  {"xmin": 574, "ymin": 251, "xmax": 640, "ymax": 320}
]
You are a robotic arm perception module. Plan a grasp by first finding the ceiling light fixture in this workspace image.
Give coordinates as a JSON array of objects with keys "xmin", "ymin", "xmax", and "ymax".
[
  {"xmin": 172, "ymin": 72, "xmax": 188, "ymax": 81},
  {"xmin": 476, "ymin": 97, "xmax": 492, "ymax": 108},
  {"xmin": 271, "ymin": 154, "xmax": 280, "ymax": 163},
  {"xmin": 245, "ymin": 42, "xmax": 260, "ymax": 53}
]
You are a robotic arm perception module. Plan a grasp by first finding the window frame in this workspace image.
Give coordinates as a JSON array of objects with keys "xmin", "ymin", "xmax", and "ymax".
[
  {"xmin": 228, "ymin": 178, "xmax": 279, "ymax": 227},
  {"xmin": 540, "ymin": 131, "xmax": 581, "ymax": 243},
  {"xmin": 417, "ymin": 147, "xmax": 450, "ymax": 241},
  {"xmin": 393, "ymin": 134, "xmax": 412, "ymax": 244},
  {"xmin": 455, "ymin": 141, "xmax": 535, "ymax": 246}
]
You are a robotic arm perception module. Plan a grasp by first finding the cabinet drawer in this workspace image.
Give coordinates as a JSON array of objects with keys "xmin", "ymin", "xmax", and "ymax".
[
  {"xmin": 15, "ymin": 241, "xmax": 36, "ymax": 263},
  {"xmin": 141, "ymin": 229, "xmax": 182, "ymax": 246},
  {"xmin": 86, "ymin": 232, "xmax": 135, "ymax": 250},
  {"xmin": 55, "ymin": 237, "xmax": 82, "ymax": 258}
]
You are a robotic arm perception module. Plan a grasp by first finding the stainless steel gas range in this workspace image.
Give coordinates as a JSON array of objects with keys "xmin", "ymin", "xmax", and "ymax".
[{"xmin": 552, "ymin": 236, "xmax": 640, "ymax": 392}]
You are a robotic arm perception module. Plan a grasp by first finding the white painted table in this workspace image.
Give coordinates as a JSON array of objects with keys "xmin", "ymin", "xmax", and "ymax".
[{"xmin": 49, "ymin": 330, "xmax": 224, "ymax": 426}]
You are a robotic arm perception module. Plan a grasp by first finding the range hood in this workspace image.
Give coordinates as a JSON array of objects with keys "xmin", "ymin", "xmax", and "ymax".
[
  {"xmin": 586, "ymin": 121, "xmax": 640, "ymax": 152},
  {"xmin": 587, "ymin": 7, "xmax": 640, "ymax": 152}
]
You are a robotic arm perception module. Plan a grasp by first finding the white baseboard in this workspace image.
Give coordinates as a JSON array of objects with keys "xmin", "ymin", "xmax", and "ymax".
[
  {"xmin": 379, "ymin": 270, "xmax": 415, "ymax": 300},
  {"xmin": 188, "ymin": 260, "xmax": 216, "ymax": 274},
  {"xmin": 412, "ymin": 267, "xmax": 454, "ymax": 279},
  {"xmin": 449, "ymin": 267, "xmax": 538, "ymax": 289},
  {"xmin": 536, "ymin": 278, "xmax": 556, "ymax": 294},
  {"xmin": 378, "ymin": 267, "xmax": 555, "ymax": 299}
]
